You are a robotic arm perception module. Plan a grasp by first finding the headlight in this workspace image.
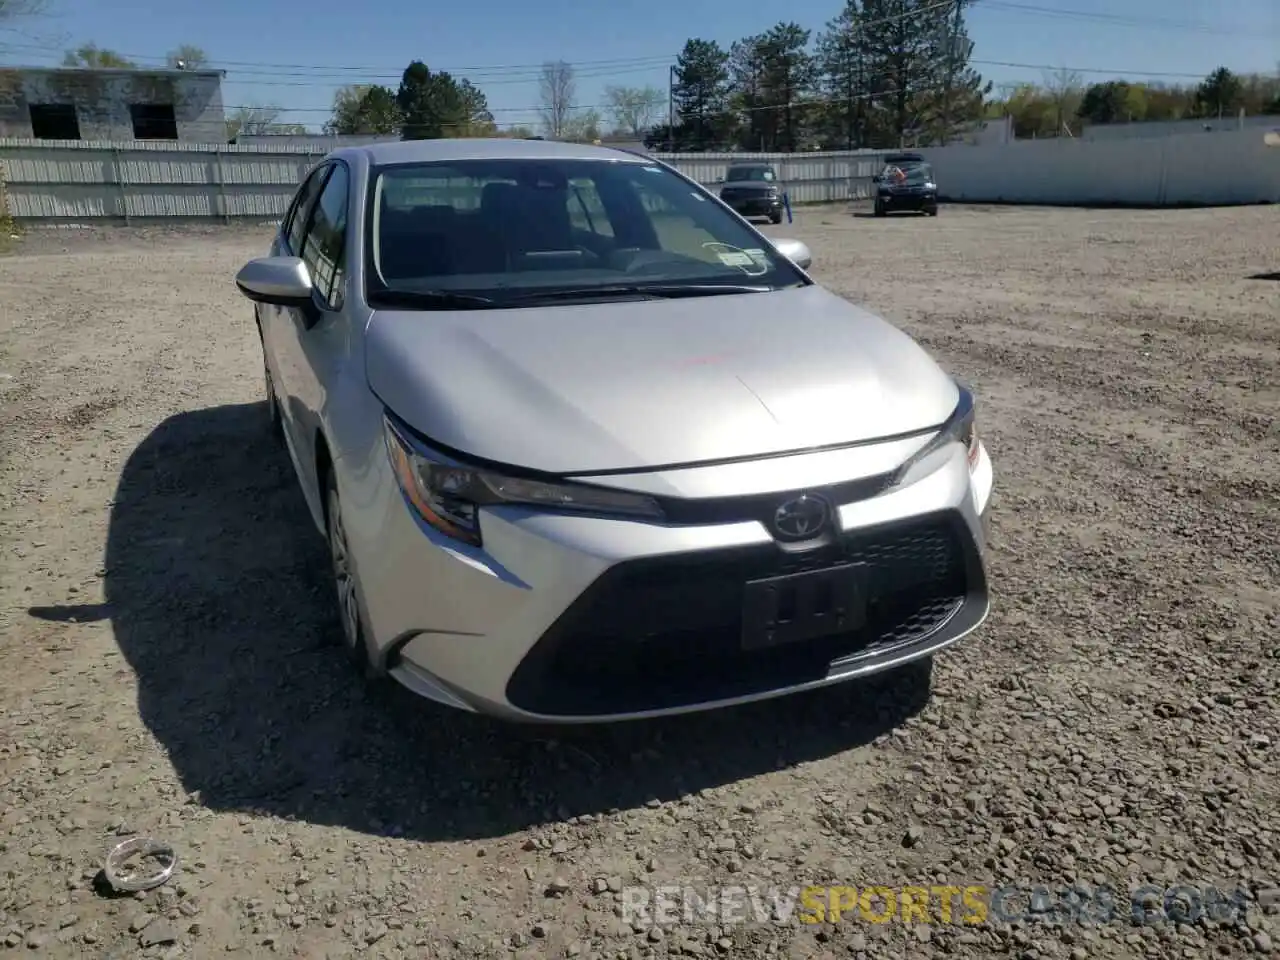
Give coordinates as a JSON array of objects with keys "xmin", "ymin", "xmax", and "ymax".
[
  {"xmin": 888, "ymin": 381, "xmax": 980, "ymax": 488},
  {"xmin": 383, "ymin": 415, "xmax": 664, "ymax": 546}
]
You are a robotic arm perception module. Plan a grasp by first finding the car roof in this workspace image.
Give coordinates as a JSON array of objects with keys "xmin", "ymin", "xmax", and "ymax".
[
  {"xmin": 883, "ymin": 152, "xmax": 926, "ymax": 163},
  {"xmin": 331, "ymin": 137, "xmax": 653, "ymax": 167},
  {"xmin": 728, "ymin": 162, "xmax": 775, "ymax": 169}
]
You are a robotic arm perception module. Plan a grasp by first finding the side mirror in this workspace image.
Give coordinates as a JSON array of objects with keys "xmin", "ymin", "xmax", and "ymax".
[
  {"xmin": 772, "ymin": 238, "xmax": 812, "ymax": 271},
  {"xmin": 235, "ymin": 256, "xmax": 314, "ymax": 308}
]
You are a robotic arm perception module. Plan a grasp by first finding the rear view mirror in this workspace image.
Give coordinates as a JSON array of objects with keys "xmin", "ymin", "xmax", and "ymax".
[
  {"xmin": 235, "ymin": 256, "xmax": 314, "ymax": 308},
  {"xmin": 772, "ymin": 238, "xmax": 812, "ymax": 271}
]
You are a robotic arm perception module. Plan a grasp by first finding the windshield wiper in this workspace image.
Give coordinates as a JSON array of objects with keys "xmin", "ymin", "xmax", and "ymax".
[
  {"xmin": 508, "ymin": 283, "xmax": 774, "ymax": 304},
  {"xmin": 370, "ymin": 288, "xmax": 497, "ymax": 309}
]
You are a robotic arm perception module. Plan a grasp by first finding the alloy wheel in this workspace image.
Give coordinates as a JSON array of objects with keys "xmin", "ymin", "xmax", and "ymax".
[
  {"xmin": 264, "ymin": 362, "xmax": 282, "ymax": 437},
  {"xmin": 327, "ymin": 486, "xmax": 362, "ymax": 658}
]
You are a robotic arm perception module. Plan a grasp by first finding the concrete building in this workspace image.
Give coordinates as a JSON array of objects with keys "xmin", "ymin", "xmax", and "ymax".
[{"xmin": 0, "ymin": 66, "xmax": 227, "ymax": 142}]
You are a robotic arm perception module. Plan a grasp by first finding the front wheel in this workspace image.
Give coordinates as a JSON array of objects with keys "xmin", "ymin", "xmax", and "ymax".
[
  {"xmin": 264, "ymin": 363, "xmax": 281, "ymax": 434},
  {"xmin": 325, "ymin": 472, "xmax": 370, "ymax": 672},
  {"xmin": 874, "ymin": 203, "xmax": 886, "ymax": 218},
  {"xmin": 769, "ymin": 210, "xmax": 783, "ymax": 225}
]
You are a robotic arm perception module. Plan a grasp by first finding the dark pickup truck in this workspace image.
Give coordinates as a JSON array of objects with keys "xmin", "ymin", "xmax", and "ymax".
[{"xmin": 717, "ymin": 163, "xmax": 785, "ymax": 224}]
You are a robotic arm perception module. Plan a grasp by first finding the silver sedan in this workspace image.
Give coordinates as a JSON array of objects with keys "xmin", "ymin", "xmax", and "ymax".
[{"xmin": 234, "ymin": 137, "xmax": 995, "ymax": 723}]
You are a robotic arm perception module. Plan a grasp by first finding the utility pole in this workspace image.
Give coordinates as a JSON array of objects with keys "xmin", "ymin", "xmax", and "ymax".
[{"xmin": 667, "ymin": 64, "xmax": 677, "ymax": 152}]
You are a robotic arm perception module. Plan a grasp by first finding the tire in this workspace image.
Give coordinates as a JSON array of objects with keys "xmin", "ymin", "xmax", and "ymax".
[
  {"xmin": 874, "ymin": 202, "xmax": 886, "ymax": 218},
  {"xmin": 324, "ymin": 470, "xmax": 370, "ymax": 672},
  {"xmin": 263, "ymin": 357, "xmax": 284, "ymax": 441},
  {"xmin": 926, "ymin": 206, "xmax": 939, "ymax": 217},
  {"xmin": 769, "ymin": 211, "xmax": 783, "ymax": 225}
]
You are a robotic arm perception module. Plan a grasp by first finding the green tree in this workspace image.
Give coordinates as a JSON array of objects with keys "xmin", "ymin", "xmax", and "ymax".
[
  {"xmin": 604, "ymin": 85, "xmax": 664, "ymax": 137},
  {"xmin": 564, "ymin": 108, "xmax": 603, "ymax": 142},
  {"xmin": 225, "ymin": 104, "xmax": 305, "ymax": 140},
  {"xmin": 325, "ymin": 84, "xmax": 403, "ymax": 135},
  {"xmin": 62, "ymin": 43, "xmax": 135, "ymax": 68},
  {"xmin": 396, "ymin": 60, "xmax": 489, "ymax": 139},
  {"xmin": 815, "ymin": 0, "xmax": 869, "ymax": 149},
  {"xmin": 1077, "ymin": 80, "xmax": 1134, "ymax": 124},
  {"xmin": 166, "ymin": 45, "xmax": 208, "ymax": 69},
  {"xmin": 728, "ymin": 34, "xmax": 768, "ymax": 149},
  {"xmin": 855, "ymin": 0, "xmax": 983, "ymax": 146},
  {"xmin": 996, "ymin": 83, "xmax": 1054, "ymax": 138},
  {"xmin": 457, "ymin": 78, "xmax": 495, "ymax": 135},
  {"xmin": 671, "ymin": 38, "xmax": 732, "ymax": 149},
  {"xmin": 1194, "ymin": 67, "xmax": 1243, "ymax": 119},
  {"xmin": 756, "ymin": 22, "xmax": 818, "ymax": 151}
]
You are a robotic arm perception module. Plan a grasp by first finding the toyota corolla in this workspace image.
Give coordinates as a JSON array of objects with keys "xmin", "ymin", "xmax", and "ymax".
[{"xmin": 234, "ymin": 138, "xmax": 995, "ymax": 723}]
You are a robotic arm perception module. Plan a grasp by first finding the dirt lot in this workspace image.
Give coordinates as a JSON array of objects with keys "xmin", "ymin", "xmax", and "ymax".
[{"xmin": 0, "ymin": 203, "xmax": 1277, "ymax": 959}]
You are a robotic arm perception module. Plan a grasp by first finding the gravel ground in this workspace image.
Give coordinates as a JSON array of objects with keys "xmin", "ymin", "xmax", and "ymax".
[{"xmin": 0, "ymin": 203, "xmax": 1277, "ymax": 959}]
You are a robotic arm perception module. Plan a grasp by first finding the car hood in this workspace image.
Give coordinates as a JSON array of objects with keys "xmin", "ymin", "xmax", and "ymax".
[{"xmin": 364, "ymin": 284, "xmax": 959, "ymax": 475}]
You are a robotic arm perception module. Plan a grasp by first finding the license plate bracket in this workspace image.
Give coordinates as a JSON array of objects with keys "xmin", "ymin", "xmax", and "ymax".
[{"xmin": 741, "ymin": 563, "xmax": 867, "ymax": 651}]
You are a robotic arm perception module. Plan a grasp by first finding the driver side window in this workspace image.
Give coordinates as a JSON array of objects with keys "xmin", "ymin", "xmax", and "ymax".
[
  {"xmin": 285, "ymin": 165, "xmax": 330, "ymax": 254},
  {"xmin": 298, "ymin": 163, "xmax": 350, "ymax": 310}
]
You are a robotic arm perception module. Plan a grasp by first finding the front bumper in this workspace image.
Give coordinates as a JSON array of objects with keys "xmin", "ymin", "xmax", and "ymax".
[
  {"xmin": 722, "ymin": 194, "xmax": 783, "ymax": 218},
  {"xmin": 879, "ymin": 190, "xmax": 938, "ymax": 212},
  {"xmin": 351, "ymin": 438, "xmax": 994, "ymax": 724}
]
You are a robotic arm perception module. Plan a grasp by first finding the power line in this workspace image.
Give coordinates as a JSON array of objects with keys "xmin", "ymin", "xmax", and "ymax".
[
  {"xmin": 971, "ymin": 58, "xmax": 1207, "ymax": 79},
  {"xmin": 219, "ymin": 62, "xmax": 671, "ymax": 87},
  {"xmin": 225, "ymin": 55, "xmax": 1215, "ymax": 120},
  {"xmin": 978, "ymin": 1, "xmax": 1259, "ymax": 37},
  {"xmin": 218, "ymin": 58, "xmax": 1212, "ymax": 115}
]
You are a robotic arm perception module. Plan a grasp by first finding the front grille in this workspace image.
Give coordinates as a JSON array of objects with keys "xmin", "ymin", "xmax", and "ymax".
[
  {"xmin": 505, "ymin": 512, "xmax": 984, "ymax": 717},
  {"xmin": 721, "ymin": 188, "xmax": 774, "ymax": 202}
]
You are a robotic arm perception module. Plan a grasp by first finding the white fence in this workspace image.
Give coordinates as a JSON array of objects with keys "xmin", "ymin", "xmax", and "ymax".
[
  {"xmin": 915, "ymin": 127, "xmax": 1280, "ymax": 206},
  {"xmin": 1, "ymin": 128, "xmax": 1278, "ymax": 222}
]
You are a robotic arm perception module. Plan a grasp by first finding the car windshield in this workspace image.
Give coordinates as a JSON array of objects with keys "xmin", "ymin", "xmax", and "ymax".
[
  {"xmin": 883, "ymin": 161, "xmax": 933, "ymax": 184},
  {"xmin": 366, "ymin": 158, "xmax": 803, "ymax": 305},
  {"xmin": 725, "ymin": 166, "xmax": 775, "ymax": 182}
]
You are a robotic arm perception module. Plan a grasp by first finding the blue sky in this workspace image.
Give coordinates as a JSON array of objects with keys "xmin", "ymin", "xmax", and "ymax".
[{"xmin": 2, "ymin": 0, "xmax": 1276, "ymax": 131}]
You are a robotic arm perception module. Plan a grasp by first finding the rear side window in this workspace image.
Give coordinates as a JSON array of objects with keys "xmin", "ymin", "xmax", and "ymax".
[
  {"xmin": 286, "ymin": 166, "xmax": 330, "ymax": 253},
  {"xmin": 299, "ymin": 163, "xmax": 350, "ymax": 309}
]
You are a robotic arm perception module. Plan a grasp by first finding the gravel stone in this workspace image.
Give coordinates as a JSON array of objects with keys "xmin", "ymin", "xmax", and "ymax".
[{"xmin": 0, "ymin": 206, "xmax": 1277, "ymax": 959}]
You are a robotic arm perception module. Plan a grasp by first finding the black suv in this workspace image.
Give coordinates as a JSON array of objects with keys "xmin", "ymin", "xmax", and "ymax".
[
  {"xmin": 873, "ymin": 153, "xmax": 938, "ymax": 217},
  {"xmin": 717, "ymin": 163, "xmax": 784, "ymax": 224}
]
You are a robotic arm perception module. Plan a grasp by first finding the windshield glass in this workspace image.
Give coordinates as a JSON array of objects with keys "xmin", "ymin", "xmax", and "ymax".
[
  {"xmin": 882, "ymin": 161, "xmax": 933, "ymax": 184},
  {"xmin": 367, "ymin": 159, "xmax": 803, "ymax": 302},
  {"xmin": 725, "ymin": 166, "xmax": 775, "ymax": 182}
]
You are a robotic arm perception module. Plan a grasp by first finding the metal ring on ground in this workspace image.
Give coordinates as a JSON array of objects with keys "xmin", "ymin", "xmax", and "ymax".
[{"xmin": 103, "ymin": 837, "xmax": 177, "ymax": 892}]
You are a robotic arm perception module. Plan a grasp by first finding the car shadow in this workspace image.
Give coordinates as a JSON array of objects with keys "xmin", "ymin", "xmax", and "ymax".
[
  {"xmin": 42, "ymin": 402, "xmax": 932, "ymax": 843},
  {"xmin": 1246, "ymin": 271, "xmax": 1280, "ymax": 282}
]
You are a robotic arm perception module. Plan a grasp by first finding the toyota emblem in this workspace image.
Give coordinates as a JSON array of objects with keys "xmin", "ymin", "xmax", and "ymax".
[{"xmin": 771, "ymin": 494, "xmax": 832, "ymax": 542}]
